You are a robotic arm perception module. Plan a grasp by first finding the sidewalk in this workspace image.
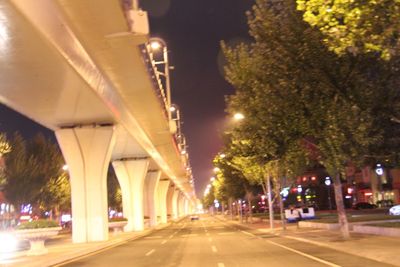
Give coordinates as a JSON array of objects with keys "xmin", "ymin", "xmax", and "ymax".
[
  {"xmin": 222, "ymin": 217, "xmax": 400, "ymax": 267},
  {"xmin": 0, "ymin": 224, "xmax": 170, "ymax": 267}
]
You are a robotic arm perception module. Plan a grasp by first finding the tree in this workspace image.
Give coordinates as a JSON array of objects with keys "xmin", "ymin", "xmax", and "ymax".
[
  {"xmin": 107, "ymin": 167, "xmax": 122, "ymax": 211},
  {"xmin": 296, "ymin": 0, "xmax": 400, "ymax": 59},
  {"xmin": 222, "ymin": 0, "xmax": 400, "ymax": 238},
  {"xmin": 2, "ymin": 132, "xmax": 68, "ymax": 217}
]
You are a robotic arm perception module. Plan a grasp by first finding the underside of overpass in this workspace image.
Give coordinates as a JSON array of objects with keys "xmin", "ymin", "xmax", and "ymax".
[{"xmin": 0, "ymin": 0, "xmax": 196, "ymax": 242}]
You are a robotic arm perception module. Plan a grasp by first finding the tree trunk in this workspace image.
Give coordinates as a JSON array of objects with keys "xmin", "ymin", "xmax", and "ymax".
[
  {"xmin": 266, "ymin": 175, "xmax": 274, "ymax": 230},
  {"xmin": 229, "ymin": 198, "xmax": 233, "ymax": 220},
  {"xmin": 246, "ymin": 192, "xmax": 253, "ymax": 223},
  {"xmin": 333, "ymin": 172, "xmax": 350, "ymax": 239},
  {"xmin": 278, "ymin": 189, "xmax": 286, "ymax": 230}
]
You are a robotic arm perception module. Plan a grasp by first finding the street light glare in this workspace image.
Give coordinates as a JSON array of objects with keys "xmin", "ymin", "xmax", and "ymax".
[
  {"xmin": 150, "ymin": 41, "xmax": 161, "ymax": 50},
  {"xmin": 213, "ymin": 167, "xmax": 220, "ymax": 173},
  {"xmin": 233, "ymin": 113, "xmax": 245, "ymax": 120}
]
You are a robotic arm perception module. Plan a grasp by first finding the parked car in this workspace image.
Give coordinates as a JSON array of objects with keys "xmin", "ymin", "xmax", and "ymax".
[
  {"xmin": 353, "ymin": 202, "xmax": 377, "ymax": 210},
  {"xmin": 389, "ymin": 205, "xmax": 400, "ymax": 216}
]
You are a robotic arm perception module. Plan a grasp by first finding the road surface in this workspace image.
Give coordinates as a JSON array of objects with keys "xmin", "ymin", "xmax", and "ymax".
[{"xmin": 57, "ymin": 215, "xmax": 394, "ymax": 267}]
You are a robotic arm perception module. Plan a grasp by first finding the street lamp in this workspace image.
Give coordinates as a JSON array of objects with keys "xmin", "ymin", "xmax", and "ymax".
[
  {"xmin": 233, "ymin": 113, "xmax": 245, "ymax": 121},
  {"xmin": 213, "ymin": 167, "xmax": 220, "ymax": 173},
  {"xmin": 325, "ymin": 177, "xmax": 332, "ymax": 210},
  {"xmin": 148, "ymin": 37, "xmax": 172, "ymax": 121}
]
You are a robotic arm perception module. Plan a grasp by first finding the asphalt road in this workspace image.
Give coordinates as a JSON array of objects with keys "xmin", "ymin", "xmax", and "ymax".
[{"xmin": 57, "ymin": 215, "xmax": 394, "ymax": 267}]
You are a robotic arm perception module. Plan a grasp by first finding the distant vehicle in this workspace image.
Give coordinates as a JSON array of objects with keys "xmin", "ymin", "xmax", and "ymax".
[
  {"xmin": 389, "ymin": 205, "xmax": 400, "ymax": 216},
  {"xmin": 190, "ymin": 215, "xmax": 199, "ymax": 221},
  {"xmin": 353, "ymin": 202, "xmax": 377, "ymax": 210}
]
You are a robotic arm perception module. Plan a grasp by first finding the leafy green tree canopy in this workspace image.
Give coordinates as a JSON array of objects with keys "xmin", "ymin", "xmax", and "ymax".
[{"xmin": 297, "ymin": 0, "xmax": 400, "ymax": 59}]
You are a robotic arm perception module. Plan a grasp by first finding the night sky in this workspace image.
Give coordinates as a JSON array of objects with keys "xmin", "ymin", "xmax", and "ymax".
[{"xmin": 0, "ymin": 0, "xmax": 254, "ymax": 197}]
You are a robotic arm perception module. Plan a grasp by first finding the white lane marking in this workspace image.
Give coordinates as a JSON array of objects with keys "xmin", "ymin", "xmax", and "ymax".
[
  {"xmin": 217, "ymin": 232, "xmax": 235, "ymax": 235},
  {"xmin": 239, "ymin": 229, "xmax": 340, "ymax": 267},
  {"xmin": 211, "ymin": 246, "xmax": 218, "ymax": 253},
  {"xmin": 217, "ymin": 263, "xmax": 225, "ymax": 267},
  {"xmin": 206, "ymin": 233, "xmax": 210, "ymax": 236},
  {"xmin": 181, "ymin": 234, "xmax": 199, "ymax": 237},
  {"xmin": 161, "ymin": 240, "xmax": 167, "ymax": 245},
  {"xmin": 265, "ymin": 240, "xmax": 341, "ymax": 267},
  {"xmin": 145, "ymin": 249, "xmax": 155, "ymax": 256},
  {"xmin": 144, "ymin": 236, "xmax": 163, "ymax": 239},
  {"xmin": 169, "ymin": 235, "xmax": 174, "ymax": 239},
  {"xmin": 208, "ymin": 237, "xmax": 212, "ymax": 242},
  {"xmin": 241, "ymin": 230, "xmax": 253, "ymax": 237}
]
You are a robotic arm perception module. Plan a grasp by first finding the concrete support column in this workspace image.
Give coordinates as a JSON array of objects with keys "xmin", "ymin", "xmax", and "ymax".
[
  {"xmin": 166, "ymin": 184, "xmax": 175, "ymax": 220},
  {"xmin": 178, "ymin": 193, "xmax": 185, "ymax": 217},
  {"xmin": 145, "ymin": 170, "xmax": 161, "ymax": 227},
  {"xmin": 112, "ymin": 158, "xmax": 149, "ymax": 231},
  {"xmin": 55, "ymin": 126, "xmax": 115, "ymax": 243},
  {"xmin": 172, "ymin": 189, "xmax": 180, "ymax": 219},
  {"xmin": 157, "ymin": 179, "xmax": 170, "ymax": 224},
  {"xmin": 184, "ymin": 198, "xmax": 189, "ymax": 215}
]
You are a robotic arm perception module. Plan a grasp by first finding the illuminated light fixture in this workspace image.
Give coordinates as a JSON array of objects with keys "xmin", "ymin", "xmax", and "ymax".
[
  {"xmin": 297, "ymin": 185, "xmax": 303, "ymax": 193},
  {"xmin": 62, "ymin": 164, "xmax": 68, "ymax": 171},
  {"xmin": 0, "ymin": 233, "xmax": 18, "ymax": 253},
  {"xmin": 302, "ymin": 177, "xmax": 307, "ymax": 182},
  {"xmin": 364, "ymin": 192, "xmax": 373, "ymax": 196},
  {"xmin": 325, "ymin": 178, "xmax": 331, "ymax": 186},
  {"xmin": 220, "ymin": 153, "xmax": 226, "ymax": 158},
  {"xmin": 170, "ymin": 106, "xmax": 176, "ymax": 112},
  {"xmin": 347, "ymin": 188, "xmax": 353, "ymax": 194},
  {"xmin": 311, "ymin": 176, "xmax": 316, "ymax": 181},
  {"xmin": 181, "ymin": 150, "xmax": 187, "ymax": 155},
  {"xmin": 150, "ymin": 41, "xmax": 161, "ymax": 50},
  {"xmin": 375, "ymin": 163, "xmax": 384, "ymax": 176},
  {"xmin": 213, "ymin": 167, "xmax": 220, "ymax": 173},
  {"xmin": 210, "ymin": 177, "xmax": 215, "ymax": 182},
  {"xmin": 233, "ymin": 113, "xmax": 245, "ymax": 121}
]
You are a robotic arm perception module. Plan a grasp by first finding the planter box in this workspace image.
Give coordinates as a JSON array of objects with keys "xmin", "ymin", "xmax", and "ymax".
[
  {"xmin": 108, "ymin": 221, "xmax": 128, "ymax": 234},
  {"xmin": 15, "ymin": 227, "xmax": 61, "ymax": 256},
  {"xmin": 353, "ymin": 225, "xmax": 400, "ymax": 237}
]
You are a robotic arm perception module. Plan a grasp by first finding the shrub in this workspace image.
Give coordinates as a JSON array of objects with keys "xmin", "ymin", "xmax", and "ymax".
[
  {"xmin": 16, "ymin": 219, "xmax": 59, "ymax": 230},
  {"xmin": 109, "ymin": 217, "xmax": 127, "ymax": 222}
]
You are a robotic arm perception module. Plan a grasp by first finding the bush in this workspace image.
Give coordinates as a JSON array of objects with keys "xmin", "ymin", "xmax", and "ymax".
[
  {"xmin": 16, "ymin": 219, "xmax": 59, "ymax": 230},
  {"xmin": 109, "ymin": 217, "xmax": 127, "ymax": 222}
]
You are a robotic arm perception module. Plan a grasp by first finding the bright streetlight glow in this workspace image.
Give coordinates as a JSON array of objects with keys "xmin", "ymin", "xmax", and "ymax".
[
  {"xmin": 0, "ymin": 233, "xmax": 17, "ymax": 253},
  {"xmin": 210, "ymin": 177, "xmax": 215, "ymax": 182},
  {"xmin": 62, "ymin": 164, "xmax": 68, "ymax": 171},
  {"xmin": 150, "ymin": 41, "xmax": 162, "ymax": 50},
  {"xmin": 213, "ymin": 167, "xmax": 220, "ymax": 173},
  {"xmin": 220, "ymin": 153, "xmax": 226, "ymax": 158},
  {"xmin": 233, "ymin": 113, "xmax": 245, "ymax": 121}
]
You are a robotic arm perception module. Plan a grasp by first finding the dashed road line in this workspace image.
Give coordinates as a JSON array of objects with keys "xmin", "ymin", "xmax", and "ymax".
[
  {"xmin": 240, "ymin": 230, "xmax": 254, "ymax": 237},
  {"xmin": 145, "ymin": 249, "xmax": 155, "ymax": 256},
  {"xmin": 211, "ymin": 246, "xmax": 218, "ymax": 253},
  {"xmin": 144, "ymin": 236, "xmax": 163, "ymax": 239},
  {"xmin": 217, "ymin": 263, "xmax": 225, "ymax": 267},
  {"xmin": 161, "ymin": 240, "xmax": 167, "ymax": 245}
]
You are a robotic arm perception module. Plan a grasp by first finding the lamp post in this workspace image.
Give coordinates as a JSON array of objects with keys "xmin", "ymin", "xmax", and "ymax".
[
  {"xmin": 325, "ymin": 177, "xmax": 332, "ymax": 210},
  {"xmin": 148, "ymin": 37, "xmax": 172, "ymax": 121}
]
